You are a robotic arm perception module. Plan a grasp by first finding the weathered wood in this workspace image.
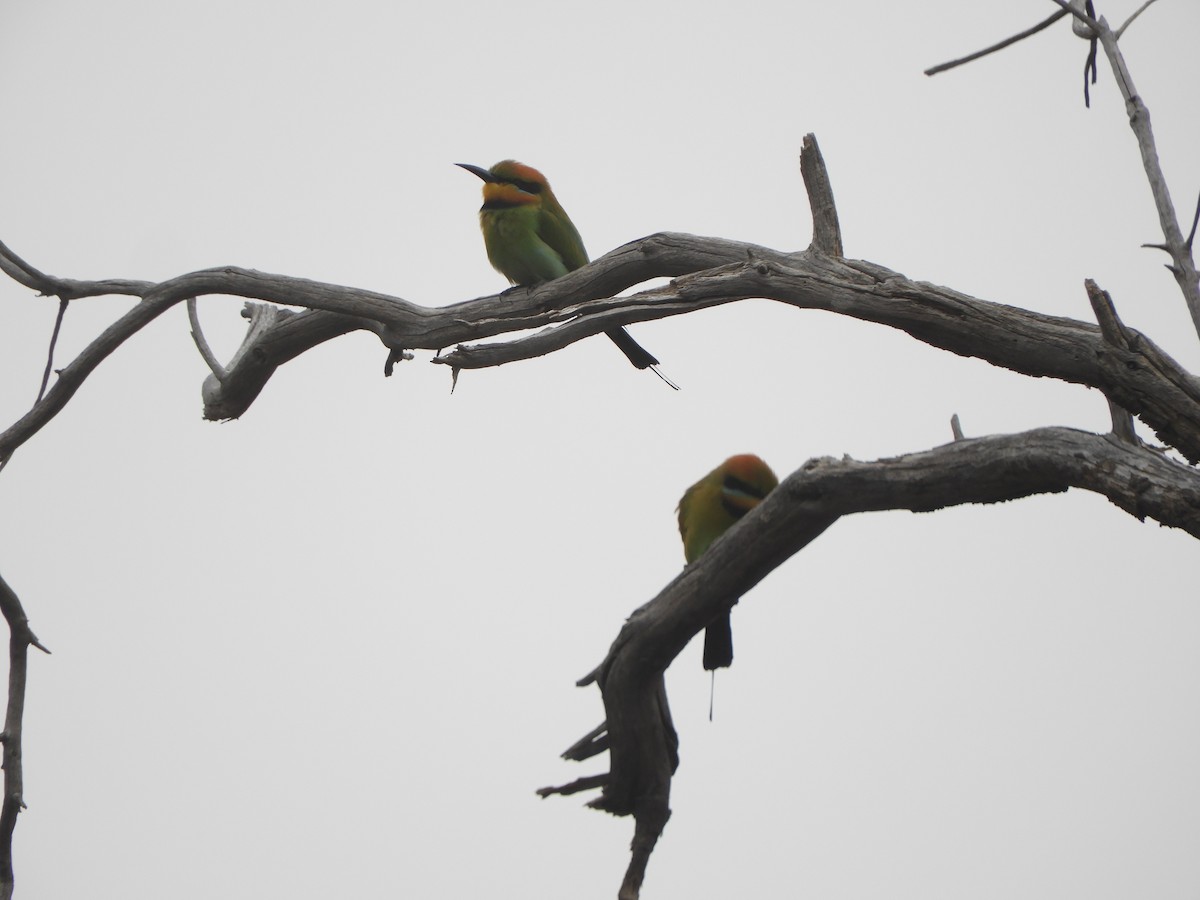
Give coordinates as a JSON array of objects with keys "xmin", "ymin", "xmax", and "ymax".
[
  {"xmin": 556, "ymin": 426, "xmax": 1199, "ymax": 895},
  {"xmin": 5, "ymin": 237, "xmax": 1199, "ymax": 462},
  {"xmin": 0, "ymin": 573, "xmax": 49, "ymax": 900}
]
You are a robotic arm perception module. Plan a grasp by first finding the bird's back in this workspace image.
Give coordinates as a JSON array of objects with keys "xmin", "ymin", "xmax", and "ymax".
[
  {"xmin": 536, "ymin": 194, "xmax": 589, "ymax": 272},
  {"xmin": 678, "ymin": 477, "xmax": 736, "ymax": 564}
]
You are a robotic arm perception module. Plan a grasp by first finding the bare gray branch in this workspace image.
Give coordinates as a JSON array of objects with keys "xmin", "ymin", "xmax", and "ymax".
[
  {"xmin": 555, "ymin": 426, "xmax": 1200, "ymax": 895},
  {"xmin": 0, "ymin": 572, "xmax": 49, "ymax": 900}
]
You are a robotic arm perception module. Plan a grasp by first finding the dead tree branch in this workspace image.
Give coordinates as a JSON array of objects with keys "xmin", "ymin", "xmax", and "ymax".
[
  {"xmin": 0, "ymin": 6, "xmax": 1191, "ymax": 895},
  {"xmin": 929, "ymin": 4, "xmax": 1197, "ymax": 337},
  {"xmin": 0, "ymin": 572, "xmax": 49, "ymax": 900},
  {"xmin": 441, "ymin": 251, "xmax": 1200, "ymax": 461},
  {"xmin": 187, "ymin": 298, "xmax": 226, "ymax": 381},
  {"xmin": 950, "ymin": 414, "xmax": 966, "ymax": 441},
  {"xmin": 0, "ymin": 72, "xmax": 1194, "ymax": 899},
  {"xmin": 6, "ymin": 238, "xmax": 1199, "ymax": 465},
  {"xmin": 550, "ymin": 426, "xmax": 1200, "ymax": 897},
  {"xmin": 1050, "ymin": 2, "xmax": 1200, "ymax": 331},
  {"xmin": 799, "ymin": 133, "xmax": 843, "ymax": 256},
  {"xmin": 1085, "ymin": 279, "xmax": 1138, "ymax": 443},
  {"xmin": 924, "ymin": 8, "xmax": 1069, "ymax": 76},
  {"xmin": 0, "ymin": 297, "xmax": 67, "ymax": 474},
  {"xmin": 1094, "ymin": 20, "xmax": 1200, "ymax": 331},
  {"xmin": 35, "ymin": 300, "xmax": 69, "ymax": 405},
  {"xmin": 4, "ymin": 131, "xmax": 1196, "ymax": 470}
]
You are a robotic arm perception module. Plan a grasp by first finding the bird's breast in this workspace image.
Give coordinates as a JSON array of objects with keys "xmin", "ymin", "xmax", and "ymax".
[{"xmin": 479, "ymin": 207, "xmax": 569, "ymax": 286}]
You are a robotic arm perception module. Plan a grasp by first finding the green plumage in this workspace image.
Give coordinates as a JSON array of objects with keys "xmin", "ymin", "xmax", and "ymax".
[
  {"xmin": 480, "ymin": 202, "xmax": 572, "ymax": 286},
  {"xmin": 459, "ymin": 160, "xmax": 675, "ymax": 384},
  {"xmin": 677, "ymin": 455, "xmax": 779, "ymax": 671}
]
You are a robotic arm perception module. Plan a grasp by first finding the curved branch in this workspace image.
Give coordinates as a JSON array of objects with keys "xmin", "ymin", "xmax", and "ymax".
[
  {"xmin": 0, "ymin": 237, "xmax": 151, "ymax": 300},
  {"xmin": 6, "ymin": 235, "xmax": 1200, "ymax": 461},
  {"xmin": 439, "ymin": 251, "xmax": 1200, "ymax": 462},
  {"xmin": 1116, "ymin": 0, "xmax": 1160, "ymax": 39},
  {"xmin": 0, "ymin": 233, "xmax": 761, "ymax": 436},
  {"xmin": 555, "ymin": 427, "xmax": 1200, "ymax": 897},
  {"xmin": 6, "ymin": 224, "xmax": 1200, "ymax": 467},
  {"xmin": 187, "ymin": 298, "xmax": 226, "ymax": 380}
]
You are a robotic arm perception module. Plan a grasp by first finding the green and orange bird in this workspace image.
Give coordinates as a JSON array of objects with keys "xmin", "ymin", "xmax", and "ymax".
[
  {"xmin": 677, "ymin": 455, "xmax": 779, "ymax": 677},
  {"xmin": 457, "ymin": 160, "xmax": 677, "ymax": 389}
]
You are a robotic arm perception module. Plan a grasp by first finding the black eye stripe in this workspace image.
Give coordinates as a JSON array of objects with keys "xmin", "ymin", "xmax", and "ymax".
[
  {"xmin": 481, "ymin": 197, "xmax": 527, "ymax": 210},
  {"xmin": 721, "ymin": 496, "xmax": 750, "ymax": 520},
  {"xmin": 723, "ymin": 474, "xmax": 766, "ymax": 499}
]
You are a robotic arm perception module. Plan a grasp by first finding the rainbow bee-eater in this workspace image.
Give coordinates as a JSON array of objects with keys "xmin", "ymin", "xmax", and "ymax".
[
  {"xmin": 457, "ymin": 160, "xmax": 677, "ymax": 389},
  {"xmin": 677, "ymin": 454, "xmax": 779, "ymax": 673}
]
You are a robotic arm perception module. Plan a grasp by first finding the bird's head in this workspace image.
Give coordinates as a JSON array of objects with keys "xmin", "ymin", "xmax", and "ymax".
[
  {"xmin": 677, "ymin": 453, "xmax": 779, "ymax": 564},
  {"xmin": 718, "ymin": 454, "xmax": 779, "ymax": 519},
  {"xmin": 456, "ymin": 160, "xmax": 552, "ymax": 208}
]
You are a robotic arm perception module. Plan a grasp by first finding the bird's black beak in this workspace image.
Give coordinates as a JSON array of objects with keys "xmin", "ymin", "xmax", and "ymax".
[{"xmin": 456, "ymin": 163, "xmax": 496, "ymax": 183}]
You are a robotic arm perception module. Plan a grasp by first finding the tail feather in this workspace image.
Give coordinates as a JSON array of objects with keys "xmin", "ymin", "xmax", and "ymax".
[
  {"xmin": 604, "ymin": 327, "xmax": 680, "ymax": 390},
  {"xmin": 604, "ymin": 326, "xmax": 658, "ymax": 369},
  {"xmin": 702, "ymin": 613, "xmax": 734, "ymax": 671}
]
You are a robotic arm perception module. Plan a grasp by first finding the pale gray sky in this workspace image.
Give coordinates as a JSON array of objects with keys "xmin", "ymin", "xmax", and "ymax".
[{"xmin": 1, "ymin": 1, "xmax": 1199, "ymax": 898}]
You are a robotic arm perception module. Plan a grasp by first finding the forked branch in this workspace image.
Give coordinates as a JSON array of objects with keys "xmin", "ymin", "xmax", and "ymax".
[{"xmin": 932, "ymin": 3, "xmax": 1200, "ymax": 336}]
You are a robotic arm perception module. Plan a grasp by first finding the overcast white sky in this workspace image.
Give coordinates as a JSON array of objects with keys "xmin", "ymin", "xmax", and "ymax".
[{"xmin": 2, "ymin": 1, "xmax": 1199, "ymax": 898}]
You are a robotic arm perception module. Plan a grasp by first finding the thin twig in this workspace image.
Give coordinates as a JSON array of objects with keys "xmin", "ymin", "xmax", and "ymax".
[
  {"xmin": 1116, "ymin": 0, "xmax": 1159, "ymax": 39},
  {"xmin": 0, "ymin": 291, "xmax": 184, "ymax": 465},
  {"xmin": 1079, "ymin": 11, "xmax": 1200, "ymax": 337},
  {"xmin": 950, "ymin": 414, "xmax": 965, "ymax": 441},
  {"xmin": 535, "ymin": 774, "xmax": 609, "ymax": 798},
  {"xmin": 1044, "ymin": 1, "xmax": 1200, "ymax": 335},
  {"xmin": 924, "ymin": 9, "xmax": 1068, "ymax": 76},
  {"xmin": 186, "ymin": 298, "xmax": 226, "ymax": 381},
  {"xmin": 1, "ymin": 298, "xmax": 70, "ymax": 475},
  {"xmin": 560, "ymin": 721, "xmax": 609, "ymax": 762},
  {"xmin": 37, "ymin": 299, "xmax": 69, "ymax": 403},
  {"xmin": 1186, "ymin": 190, "xmax": 1200, "ymax": 251}
]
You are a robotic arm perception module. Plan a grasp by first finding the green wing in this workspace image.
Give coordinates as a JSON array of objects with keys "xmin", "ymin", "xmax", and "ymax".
[{"xmin": 537, "ymin": 201, "xmax": 589, "ymax": 273}]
